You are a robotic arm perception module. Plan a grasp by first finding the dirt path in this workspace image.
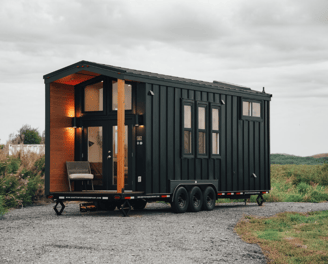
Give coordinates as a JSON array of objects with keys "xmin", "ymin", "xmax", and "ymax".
[{"xmin": 1, "ymin": 202, "xmax": 327, "ymax": 264}]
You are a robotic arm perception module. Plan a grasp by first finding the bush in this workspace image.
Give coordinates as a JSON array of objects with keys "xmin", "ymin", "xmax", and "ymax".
[
  {"xmin": 34, "ymin": 156, "xmax": 45, "ymax": 175},
  {"xmin": 0, "ymin": 195, "xmax": 6, "ymax": 218},
  {"xmin": 0, "ymin": 157, "xmax": 21, "ymax": 176},
  {"xmin": 297, "ymin": 182, "xmax": 311, "ymax": 195},
  {"xmin": 0, "ymin": 152, "xmax": 45, "ymax": 214}
]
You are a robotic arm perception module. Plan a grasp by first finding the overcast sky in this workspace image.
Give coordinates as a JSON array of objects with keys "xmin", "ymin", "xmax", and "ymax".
[{"xmin": 0, "ymin": 0, "xmax": 327, "ymax": 156}]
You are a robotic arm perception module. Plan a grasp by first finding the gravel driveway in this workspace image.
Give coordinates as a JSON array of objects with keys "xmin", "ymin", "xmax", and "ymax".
[{"xmin": 1, "ymin": 202, "xmax": 327, "ymax": 264}]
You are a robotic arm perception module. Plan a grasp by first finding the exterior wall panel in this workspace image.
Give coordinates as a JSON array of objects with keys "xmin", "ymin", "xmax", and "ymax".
[
  {"xmin": 143, "ymin": 83, "xmax": 271, "ymax": 194},
  {"xmin": 49, "ymin": 82, "xmax": 75, "ymax": 192}
]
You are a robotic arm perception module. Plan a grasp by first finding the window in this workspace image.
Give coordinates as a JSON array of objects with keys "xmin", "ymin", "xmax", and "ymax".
[
  {"xmin": 182, "ymin": 99, "xmax": 194, "ymax": 157},
  {"xmin": 84, "ymin": 81, "xmax": 103, "ymax": 112},
  {"xmin": 211, "ymin": 107, "xmax": 220, "ymax": 155},
  {"xmin": 184, "ymin": 105, "xmax": 192, "ymax": 154},
  {"xmin": 243, "ymin": 100, "xmax": 261, "ymax": 117},
  {"xmin": 112, "ymin": 81, "xmax": 132, "ymax": 110},
  {"xmin": 198, "ymin": 106, "xmax": 206, "ymax": 154},
  {"xmin": 196, "ymin": 102, "xmax": 208, "ymax": 157}
]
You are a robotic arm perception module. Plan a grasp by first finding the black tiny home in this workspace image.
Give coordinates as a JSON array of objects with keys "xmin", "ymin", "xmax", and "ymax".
[{"xmin": 44, "ymin": 60, "xmax": 272, "ymax": 216}]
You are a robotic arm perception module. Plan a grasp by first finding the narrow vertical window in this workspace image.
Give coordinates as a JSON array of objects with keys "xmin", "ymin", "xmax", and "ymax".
[
  {"xmin": 212, "ymin": 108, "xmax": 220, "ymax": 155},
  {"xmin": 184, "ymin": 105, "xmax": 192, "ymax": 154},
  {"xmin": 198, "ymin": 106, "xmax": 206, "ymax": 154}
]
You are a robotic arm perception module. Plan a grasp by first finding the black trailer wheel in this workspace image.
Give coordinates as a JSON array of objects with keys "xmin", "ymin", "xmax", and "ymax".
[
  {"xmin": 131, "ymin": 199, "xmax": 147, "ymax": 210},
  {"xmin": 188, "ymin": 186, "xmax": 203, "ymax": 212},
  {"xmin": 256, "ymin": 194, "xmax": 264, "ymax": 206},
  {"xmin": 202, "ymin": 186, "xmax": 216, "ymax": 211},
  {"xmin": 172, "ymin": 186, "xmax": 189, "ymax": 213}
]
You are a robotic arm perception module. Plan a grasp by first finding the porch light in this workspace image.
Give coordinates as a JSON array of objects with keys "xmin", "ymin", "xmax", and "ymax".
[
  {"xmin": 135, "ymin": 115, "xmax": 144, "ymax": 127},
  {"xmin": 72, "ymin": 117, "xmax": 81, "ymax": 128},
  {"xmin": 72, "ymin": 117, "xmax": 77, "ymax": 128}
]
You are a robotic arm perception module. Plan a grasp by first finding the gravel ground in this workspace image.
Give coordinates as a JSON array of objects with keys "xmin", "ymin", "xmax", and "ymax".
[{"xmin": 1, "ymin": 201, "xmax": 327, "ymax": 264}]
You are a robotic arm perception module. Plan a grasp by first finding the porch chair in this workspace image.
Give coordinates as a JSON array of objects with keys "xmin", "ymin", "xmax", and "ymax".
[{"xmin": 66, "ymin": 161, "xmax": 94, "ymax": 191}]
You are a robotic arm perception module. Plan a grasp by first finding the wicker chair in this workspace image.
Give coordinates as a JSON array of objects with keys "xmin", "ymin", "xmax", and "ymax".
[{"xmin": 66, "ymin": 161, "xmax": 94, "ymax": 191}]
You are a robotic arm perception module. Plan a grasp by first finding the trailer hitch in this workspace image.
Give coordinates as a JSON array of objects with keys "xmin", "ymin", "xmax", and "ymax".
[
  {"xmin": 54, "ymin": 200, "xmax": 65, "ymax": 215},
  {"xmin": 119, "ymin": 200, "xmax": 132, "ymax": 217}
]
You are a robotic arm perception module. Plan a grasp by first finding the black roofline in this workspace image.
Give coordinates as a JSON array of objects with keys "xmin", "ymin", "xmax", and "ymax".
[{"xmin": 43, "ymin": 60, "xmax": 272, "ymax": 99}]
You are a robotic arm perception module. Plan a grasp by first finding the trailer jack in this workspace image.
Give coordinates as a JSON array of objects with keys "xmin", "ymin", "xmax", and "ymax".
[
  {"xmin": 256, "ymin": 194, "xmax": 264, "ymax": 206},
  {"xmin": 54, "ymin": 200, "xmax": 65, "ymax": 215},
  {"xmin": 119, "ymin": 200, "xmax": 131, "ymax": 217}
]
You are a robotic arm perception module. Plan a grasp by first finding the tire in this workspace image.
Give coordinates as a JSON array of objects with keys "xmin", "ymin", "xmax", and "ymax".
[
  {"xmin": 171, "ymin": 187, "xmax": 189, "ymax": 213},
  {"xmin": 202, "ymin": 186, "xmax": 216, "ymax": 211},
  {"xmin": 131, "ymin": 199, "xmax": 147, "ymax": 210},
  {"xmin": 188, "ymin": 186, "xmax": 203, "ymax": 212}
]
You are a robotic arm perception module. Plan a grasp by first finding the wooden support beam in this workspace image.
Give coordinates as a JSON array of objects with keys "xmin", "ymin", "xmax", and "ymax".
[{"xmin": 117, "ymin": 79, "xmax": 125, "ymax": 193}]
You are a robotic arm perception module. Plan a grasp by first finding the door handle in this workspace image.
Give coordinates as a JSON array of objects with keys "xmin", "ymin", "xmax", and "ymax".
[{"xmin": 107, "ymin": 155, "xmax": 112, "ymax": 159}]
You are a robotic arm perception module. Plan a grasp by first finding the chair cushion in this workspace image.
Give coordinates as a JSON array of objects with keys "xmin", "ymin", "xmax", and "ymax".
[{"xmin": 69, "ymin": 173, "xmax": 94, "ymax": 180}]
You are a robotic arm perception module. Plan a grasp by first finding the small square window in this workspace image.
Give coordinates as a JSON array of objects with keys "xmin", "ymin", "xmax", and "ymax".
[{"xmin": 243, "ymin": 100, "xmax": 261, "ymax": 118}]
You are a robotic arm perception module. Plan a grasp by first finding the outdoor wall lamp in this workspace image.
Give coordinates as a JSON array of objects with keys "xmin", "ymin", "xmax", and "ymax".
[
  {"xmin": 72, "ymin": 117, "xmax": 81, "ymax": 128},
  {"xmin": 135, "ymin": 115, "xmax": 144, "ymax": 127}
]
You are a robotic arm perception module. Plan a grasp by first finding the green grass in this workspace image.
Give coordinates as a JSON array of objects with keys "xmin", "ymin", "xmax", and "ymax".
[
  {"xmin": 271, "ymin": 154, "xmax": 328, "ymax": 165},
  {"xmin": 235, "ymin": 211, "xmax": 328, "ymax": 263},
  {"xmin": 217, "ymin": 163, "xmax": 328, "ymax": 203}
]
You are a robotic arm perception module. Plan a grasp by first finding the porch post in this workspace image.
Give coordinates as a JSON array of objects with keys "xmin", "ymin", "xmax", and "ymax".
[{"xmin": 117, "ymin": 79, "xmax": 125, "ymax": 193}]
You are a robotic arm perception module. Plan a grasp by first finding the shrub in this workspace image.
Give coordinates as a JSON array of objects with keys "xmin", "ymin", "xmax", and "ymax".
[
  {"xmin": 309, "ymin": 190, "xmax": 328, "ymax": 203},
  {"xmin": 34, "ymin": 156, "xmax": 45, "ymax": 175},
  {"xmin": 285, "ymin": 194, "xmax": 303, "ymax": 202},
  {"xmin": 0, "ymin": 195, "xmax": 6, "ymax": 218},
  {"xmin": 297, "ymin": 182, "xmax": 311, "ymax": 195}
]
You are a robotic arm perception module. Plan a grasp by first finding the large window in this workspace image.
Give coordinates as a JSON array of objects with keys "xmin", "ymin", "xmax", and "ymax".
[
  {"xmin": 84, "ymin": 81, "xmax": 104, "ymax": 112},
  {"xmin": 243, "ymin": 100, "xmax": 261, "ymax": 117},
  {"xmin": 211, "ymin": 107, "xmax": 220, "ymax": 155},
  {"xmin": 182, "ymin": 100, "xmax": 194, "ymax": 157},
  {"xmin": 112, "ymin": 81, "xmax": 132, "ymax": 111}
]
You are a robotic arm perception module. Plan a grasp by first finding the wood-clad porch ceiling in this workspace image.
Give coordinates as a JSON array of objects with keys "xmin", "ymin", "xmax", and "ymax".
[{"xmin": 53, "ymin": 70, "xmax": 100, "ymax": 86}]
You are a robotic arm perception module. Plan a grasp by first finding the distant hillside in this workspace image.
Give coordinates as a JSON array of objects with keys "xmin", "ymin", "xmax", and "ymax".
[
  {"xmin": 311, "ymin": 153, "xmax": 328, "ymax": 158},
  {"xmin": 271, "ymin": 154, "xmax": 328, "ymax": 165}
]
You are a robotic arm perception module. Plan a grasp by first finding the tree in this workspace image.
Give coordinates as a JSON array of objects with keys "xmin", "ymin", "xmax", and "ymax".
[{"xmin": 10, "ymin": 125, "xmax": 42, "ymax": 145}]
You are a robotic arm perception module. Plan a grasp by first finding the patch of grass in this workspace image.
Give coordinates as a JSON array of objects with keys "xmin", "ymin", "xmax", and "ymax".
[
  {"xmin": 217, "ymin": 164, "xmax": 328, "ymax": 204},
  {"xmin": 235, "ymin": 211, "xmax": 328, "ymax": 263},
  {"xmin": 271, "ymin": 154, "xmax": 328, "ymax": 165}
]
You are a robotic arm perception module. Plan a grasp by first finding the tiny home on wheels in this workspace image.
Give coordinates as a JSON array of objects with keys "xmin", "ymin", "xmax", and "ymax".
[{"xmin": 44, "ymin": 61, "xmax": 272, "ymax": 216}]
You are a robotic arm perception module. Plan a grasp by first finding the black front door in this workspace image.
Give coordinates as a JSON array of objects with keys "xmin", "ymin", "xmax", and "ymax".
[{"xmin": 82, "ymin": 119, "xmax": 134, "ymax": 190}]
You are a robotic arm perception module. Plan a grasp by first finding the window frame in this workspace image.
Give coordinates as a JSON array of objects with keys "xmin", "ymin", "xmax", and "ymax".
[
  {"xmin": 196, "ymin": 101, "xmax": 209, "ymax": 158},
  {"xmin": 241, "ymin": 98, "xmax": 263, "ymax": 122},
  {"xmin": 109, "ymin": 80, "xmax": 134, "ymax": 114},
  {"xmin": 181, "ymin": 99, "xmax": 194, "ymax": 158},
  {"xmin": 81, "ymin": 76, "xmax": 108, "ymax": 116},
  {"xmin": 210, "ymin": 102, "xmax": 221, "ymax": 158}
]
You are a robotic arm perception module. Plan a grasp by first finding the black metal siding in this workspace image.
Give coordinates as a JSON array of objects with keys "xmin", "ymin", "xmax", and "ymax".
[{"xmin": 142, "ymin": 83, "xmax": 271, "ymax": 194}]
